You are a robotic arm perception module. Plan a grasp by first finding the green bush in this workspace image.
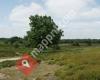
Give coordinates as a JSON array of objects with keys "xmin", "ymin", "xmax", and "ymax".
[
  {"xmin": 0, "ymin": 60, "xmax": 16, "ymax": 69},
  {"xmin": 0, "ymin": 50, "xmax": 18, "ymax": 57}
]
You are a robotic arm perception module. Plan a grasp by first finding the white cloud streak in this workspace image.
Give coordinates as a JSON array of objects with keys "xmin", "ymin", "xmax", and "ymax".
[{"xmin": 1, "ymin": 0, "xmax": 100, "ymax": 38}]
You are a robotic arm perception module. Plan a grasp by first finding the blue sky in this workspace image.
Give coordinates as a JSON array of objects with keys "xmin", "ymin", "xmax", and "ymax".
[
  {"xmin": 0, "ymin": 0, "xmax": 34, "ymax": 24},
  {"xmin": 0, "ymin": 0, "xmax": 100, "ymax": 39}
]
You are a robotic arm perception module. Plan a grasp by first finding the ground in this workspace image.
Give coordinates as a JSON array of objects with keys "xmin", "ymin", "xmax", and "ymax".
[
  {"xmin": 0, "ymin": 61, "xmax": 60, "ymax": 80},
  {"xmin": 0, "ymin": 44, "xmax": 100, "ymax": 80}
]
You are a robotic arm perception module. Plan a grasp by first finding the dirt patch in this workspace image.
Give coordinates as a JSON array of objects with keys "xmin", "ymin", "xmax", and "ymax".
[
  {"xmin": 0, "ymin": 73, "xmax": 10, "ymax": 80},
  {"xmin": 0, "ymin": 61, "xmax": 60, "ymax": 80}
]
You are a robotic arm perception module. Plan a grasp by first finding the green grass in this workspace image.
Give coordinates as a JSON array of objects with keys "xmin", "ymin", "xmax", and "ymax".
[
  {"xmin": 38, "ymin": 45, "xmax": 100, "ymax": 80},
  {"xmin": 0, "ymin": 60, "xmax": 16, "ymax": 69},
  {"xmin": 0, "ymin": 43, "xmax": 32, "ymax": 58},
  {"xmin": 0, "ymin": 43, "xmax": 100, "ymax": 80}
]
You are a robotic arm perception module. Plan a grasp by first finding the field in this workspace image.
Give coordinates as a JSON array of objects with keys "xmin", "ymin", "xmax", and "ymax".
[{"xmin": 0, "ymin": 43, "xmax": 100, "ymax": 80}]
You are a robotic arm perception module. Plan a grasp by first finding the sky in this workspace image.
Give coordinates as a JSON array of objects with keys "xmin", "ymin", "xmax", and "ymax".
[{"xmin": 0, "ymin": 0, "xmax": 100, "ymax": 39}]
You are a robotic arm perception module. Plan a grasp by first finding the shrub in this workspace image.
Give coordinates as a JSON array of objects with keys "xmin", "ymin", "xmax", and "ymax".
[
  {"xmin": 72, "ymin": 41, "xmax": 80, "ymax": 46},
  {"xmin": 0, "ymin": 60, "xmax": 16, "ymax": 69}
]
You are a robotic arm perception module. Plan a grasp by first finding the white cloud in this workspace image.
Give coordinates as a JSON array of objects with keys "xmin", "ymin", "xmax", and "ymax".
[
  {"xmin": 8, "ymin": 2, "xmax": 46, "ymax": 38},
  {"xmin": 74, "ymin": 7, "xmax": 100, "ymax": 22},
  {"xmin": 82, "ymin": 7, "xmax": 100, "ymax": 17},
  {"xmin": 44, "ymin": 0, "xmax": 100, "ymax": 39},
  {"xmin": 0, "ymin": 25, "xmax": 11, "ymax": 38},
  {"xmin": 0, "ymin": 24, "xmax": 28, "ymax": 38},
  {"xmin": 44, "ymin": 0, "xmax": 98, "ymax": 29},
  {"xmin": 10, "ymin": 2, "xmax": 46, "ymax": 23},
  {"xmin": 3, "ymin": 0, "xmax": 100, "ymax": 38},
  {"xmin": 45, "ymin": 0, "xmax": 95, "ymax": 18},
  {"xmin": 64, "ymin": 21, "xmax": 100, "ymax": 39}
]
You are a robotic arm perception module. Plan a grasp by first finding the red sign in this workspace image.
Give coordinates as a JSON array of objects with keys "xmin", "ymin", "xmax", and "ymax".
[{"xmin": 16, "ymin": 53, "xmax": 38, "ymax": 76}]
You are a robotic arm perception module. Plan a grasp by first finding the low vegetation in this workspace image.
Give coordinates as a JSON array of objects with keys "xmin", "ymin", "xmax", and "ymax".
[
  {"xmin": 0, "ymin": 60, "xmax": 16, "ymax": 69},
  {"xmin": 0, "ymin": 41, "xmax": 100, "ymax": 80},
  {"xmin": 38, "ymin": 45, "xmax": 100, "ymax": 80}
]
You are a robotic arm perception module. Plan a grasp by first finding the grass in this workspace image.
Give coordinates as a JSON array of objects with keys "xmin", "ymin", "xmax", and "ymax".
[
  {"xmin": 0, "ymin": 43, "xmax": 100, "ymax": 80},
  {"xmin": 38, "ymin": 45, "xmax": 100, "ymax": 80},
  {"xmin": 0, "ymin": 60, "xmax": 16, "ymax": 69},
  {"xmin": 0, "ymin": 42, "xmax": 32, "ymax": 58}
]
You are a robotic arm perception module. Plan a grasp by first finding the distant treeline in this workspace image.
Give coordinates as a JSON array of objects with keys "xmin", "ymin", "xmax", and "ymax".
[
  {"xmin": 0, "ymin": 37, "xmax": 23, "ymax": 43},
  {"xmin": 0, "ymin": 37, "xmax": 24, "ymax": 48},
  {"xmin": 1, "ymin": 38, "xmax": 100, "ymax": 43},
  {"xmin": 60, "ymin": 39, "xmax": 100, "ymax": 43},
  {"xmin": 1, "ymin": 37, "xmax": 100, "ymax": 48}
]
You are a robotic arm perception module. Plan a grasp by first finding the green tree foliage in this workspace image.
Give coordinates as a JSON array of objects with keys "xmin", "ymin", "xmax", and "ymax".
[
  {"xmin": 72, "ymin": 41, "xmax": 80, "ymax": 46},
  {"xmin": 8, "ymin": 37, "xmax": 20, "ymax": 44},
  {"xmin": 85, "ymin": 39, "xmax": 92, "ymax": 46},
  {"xmin": 8, "ymin": 37, "xmax": 23, "ymax": 47},
  {"xmin": 25, "ymin": 15, "xmax": 63, "ymax": 48}
]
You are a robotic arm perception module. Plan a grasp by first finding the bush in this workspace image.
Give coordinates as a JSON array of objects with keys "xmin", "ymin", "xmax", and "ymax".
[
  {"xmin": 0, "ymin": 50, "xmax": 18, "ymax": 58},
  {"xmin": 72, "ymin": 41, "xmax": 80, "ymax": 46},
  {"xmin": 0, "ymin": 60, "xmax": 16, "ymax": 69}
]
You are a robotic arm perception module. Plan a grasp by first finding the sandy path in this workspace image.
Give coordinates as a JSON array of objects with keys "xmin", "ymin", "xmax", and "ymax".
[{"xmin": 0, "ymin": 57, "xmax": 20, "ymax": 62}]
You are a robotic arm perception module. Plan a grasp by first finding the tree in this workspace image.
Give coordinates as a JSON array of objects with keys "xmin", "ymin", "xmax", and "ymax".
[
  {"xmin": 72, "ymin": 41, "xmax": 80, "ymax": 46},
  {"xmin": 25, "ymin": 15, "xmax": 63, "ymax": 49},
  {"xmin": 8, "ymin": 37, "xmax": 23, "ymax": 47},
  {"xmin": 85, "ymin": 39, "xmax": 92, "ymax": 46},
  {"xmin": 9, "ymin": 37, "xmax": 20, "ymax": 44},
  {"xmin": 13, "ymin": 41, "xmax": 20, "ymax": 48}
]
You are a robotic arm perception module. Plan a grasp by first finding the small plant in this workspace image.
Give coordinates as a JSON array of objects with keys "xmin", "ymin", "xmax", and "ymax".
[
  {"xmin": 72, "ymin": 41, "xmax": 80, "ymax": 46},
  {"xmin": 0, "ymin": 60, "xmax": 16, "ymax": 69}
]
